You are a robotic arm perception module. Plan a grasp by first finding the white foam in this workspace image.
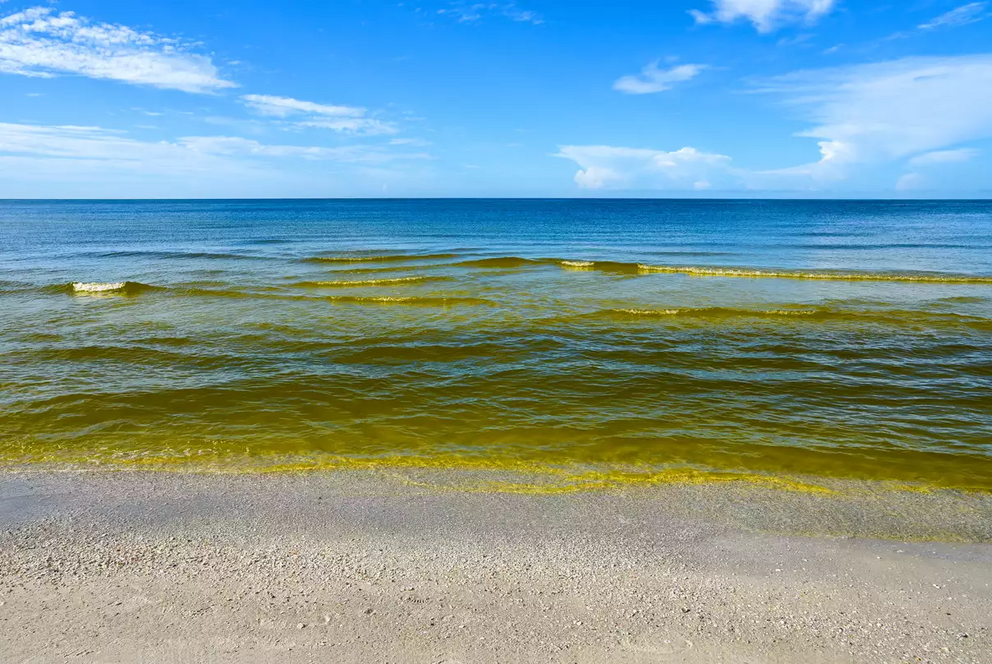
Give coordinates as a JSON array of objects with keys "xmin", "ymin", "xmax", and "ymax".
[{"xmin": 72, "ymin": 282, "xmax": 126, "ymax": 293}]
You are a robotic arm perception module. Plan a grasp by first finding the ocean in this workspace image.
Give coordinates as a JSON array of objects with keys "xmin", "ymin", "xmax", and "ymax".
[{"xmin": 1, "ymin": 199, "xmax": 990, "ymax": 489}]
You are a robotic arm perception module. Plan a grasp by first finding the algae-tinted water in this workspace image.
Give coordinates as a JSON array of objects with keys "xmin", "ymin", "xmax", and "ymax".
[{"xmin": 1, "ymin": 199, "xmax": 990, "ymax": 488}]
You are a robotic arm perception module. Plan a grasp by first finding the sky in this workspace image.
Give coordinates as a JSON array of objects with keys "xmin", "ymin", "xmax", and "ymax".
[{"xmin": 1, "ymin": 0, "xmax": 991, "ymax": 198}]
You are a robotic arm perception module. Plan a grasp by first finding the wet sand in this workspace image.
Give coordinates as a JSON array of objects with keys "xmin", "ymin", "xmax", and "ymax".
[{"xmin": 1, "ymin": 470, "xmax": 991, "ymax": 663}]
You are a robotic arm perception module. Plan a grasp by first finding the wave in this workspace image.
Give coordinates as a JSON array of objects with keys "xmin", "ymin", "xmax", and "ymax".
[
  {"xmin": 36, "ymin": 281, "xmax": 490, "ymax": 306},
  {"xmin": 304, "ymin": 253, "xmax": 460, "ymax": 264},
  {"xmin": 46, "ymin": 281, "xmax": 162, "ymax": 296},
  {"xmin": 558, "ymin": 260, "xmax": 641, "ymax": 274},
  {"xmin": 91, "ymin": 250, "xmax": 268, "ymax": 261},
  {"xmin": 601, "ymin": 306, "xmax": 992, "ymax": 328},
  {"xmin": 316, "ymin": 264, "xmax": 453, "ymax": 275},
  {"xmin": 456, "ymin": 257, "xmax": 545, "ymax": 268},
  {"xmin": 635, "ymin": 264, "xmax": 992, "ymax": 283},
  {"xmin": 321, "ymin": 295, "xmax": 492, "ymax": 306},
  {"xmin": 607, "ymin": 307, "xmax": 825, "ymax": 319},
  {"xmin": 292, "ymin": 276, "xmax": 449, "ymax": 288},
  {"xmin": 451, "ymin": 256, "xmax": 992, "ymax": 282},
  {"xmin": 0, "ymin": 280, "xmax": 34, "ymax": 294},
  {"xmin": 791, "ymin": 243, "xmax": 984, "ymax": 251}
]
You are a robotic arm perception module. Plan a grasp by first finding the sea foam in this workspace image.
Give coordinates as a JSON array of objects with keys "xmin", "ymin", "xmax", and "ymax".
[{"xmin": 72, "ymin": 282, "xmax": 127, "ymax": 293}]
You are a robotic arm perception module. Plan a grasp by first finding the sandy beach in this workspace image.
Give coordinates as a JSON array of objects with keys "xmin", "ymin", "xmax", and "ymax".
[{"xmin": 1, "ymin": 470, "xmax": 990, "ymax": 663}]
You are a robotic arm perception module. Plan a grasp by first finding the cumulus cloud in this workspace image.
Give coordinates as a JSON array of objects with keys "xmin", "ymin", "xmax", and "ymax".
[
  {"xmin": 613, "ymin": 62, "xmax": 707, "ymax": 94},
  {"xmin": 240, "ymin": 94, "xmax": 398, "ymax": 136},
  {"xmin": 0, "ymin": 6, "xmax": 234, "ymax": 92},
  {"xmin": 757, "ymin": 55, "xmax": 992, "ymax": 181},
  {"xmin": 554, "ymin": 145, "xmax": 735, "ymax": 190},
  {"xmin": 690, "ymin": 0, "xmax": 836, "ymax": 32},
  {"xmin": 919, "ymin": 2, "xmax": 990, "ymax": 30}
]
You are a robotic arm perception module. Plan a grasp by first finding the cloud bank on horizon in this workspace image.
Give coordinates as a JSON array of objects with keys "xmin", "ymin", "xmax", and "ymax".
[{"xmin": 0, "ymin": 0, "xmax": 990, "ymax": 197}]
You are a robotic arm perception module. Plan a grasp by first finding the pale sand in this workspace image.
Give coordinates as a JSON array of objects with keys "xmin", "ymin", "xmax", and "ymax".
[{"xmin": 1, "ymin": 470, "xmax": 991, "ymax": 663}]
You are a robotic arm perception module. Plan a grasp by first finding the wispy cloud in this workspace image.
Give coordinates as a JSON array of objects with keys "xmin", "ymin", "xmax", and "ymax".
[
  {"xmin": 908, "ymin": 148, "xmax": 980, "ymax": 166},
  {"xmin": 389, "ymin": 138, "xmax": 433, "ymax": 147},
  {"xmin": 707, "ymin": 54, "xmax": 992, "ymax": 193},
  {"xmin": 296, "ymin": 118, "xmax": 398, "ymax": 135},
  {"xmin": 558, "ymin": 55, "xmax": 992, "ymax": 193},
  {"xmin": 898, "ymin": 149, "xmax": 980, "ymax": 192},
  {"xmin": 554, "ymin": 145, "xmax": 734, "ymax": 190},
  {"xmin": 613, "ymin": 62, "xmax": 707, "ymax": 95},
  {"xmin": 919, "ymin": 2, "xmax": 990, "ymax": 29},
  {"xmin": 0, "ymin": 123, "xmax": 430, "ymax": 171},
  {"xmin": 437, "ymin": 2, "xmax": 543, "ymax": 25},
  {"xmin": 0, "ymin": 6, "xmax": 234, "ymax": 92},
  {"xmin": 756, "ymin": 55, "xmax": 992, "ymax": 182},
  {"xmin": 241, "ymin": 95, "xmax": 364, "ymax": 118},
  {"xmin": 690, "ymin": 0, "xmax": 836, "ymax": 33},
  {"xmin": 240, "ymin": 94, "xmax": 397, "ymax": 136},
  {"xmin": 895, "ymin": 172, "xmax": 926, "ymax": 191},
  {"xmin": 178, "ymin": 136, "xmax": 422, "ymax": 162}
]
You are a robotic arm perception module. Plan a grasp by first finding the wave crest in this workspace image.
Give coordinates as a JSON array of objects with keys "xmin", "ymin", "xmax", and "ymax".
[
  {"xmin": 456, "ymin": 257, "xmax": 544, "ymax": 269},
  {"xmin": 304, "ymin": 253, "xmax": 459, "ymax": 264},
  {"xmin": 610, "ymin": 307, "xmax": 822, "ymax": 319},
  {"xmin": 292, "ymin": 276, "xmax": 446, "ymax": 288},
  {"xmin": 636, "ymin": 264, "xmax": 992, "ymax": 283},
  {"xmin": 58, "ymin": 281, "xmax": 160, "ymax": 295}
]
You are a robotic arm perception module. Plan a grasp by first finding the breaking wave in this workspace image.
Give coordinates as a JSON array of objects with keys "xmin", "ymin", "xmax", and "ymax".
[{"xmin": 48, "ymin": 281, "xmax": 162, "ymax": 296}]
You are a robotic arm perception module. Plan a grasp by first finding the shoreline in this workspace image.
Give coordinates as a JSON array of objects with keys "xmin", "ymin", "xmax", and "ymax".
[{"xmin": 2, "ymin": 470, "xmax": 991, "ymax": 662}]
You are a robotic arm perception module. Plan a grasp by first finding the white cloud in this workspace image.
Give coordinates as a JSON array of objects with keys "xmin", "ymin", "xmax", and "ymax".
[
  {"xmin": 297, "ymin": 118, "xmax": 398, "ymax": 136},
  {"xmin": 0, "ymin": 123, "xmax": 430, "ymax": 172},
  {"xmin": 178, "ymin": 136, "xmax": 416, "ymax": 161},
  {"xmin": 389, "ymin": 138, "xmax": 432, "ymax": 146},
  {"xmin": 895, "ymin": 172, "xmax": 926, "ymax": 191},
  {"xmin": 896, "ymin": 149, "xmax": 981, "ymax": 194},
  {"xmin": 0, "ymin": 6, "xmax": 234, "ymax": 92},
  {"xmin": 757, "ymin": 55, "xmax": 992, "ymax": 180},
  {"xmin": 613, "ymin": 62, "xmax": 706, "ymax": 94},
  {"xmin": 240, "ymin": 94, "xmax": 398, "ymax": 136},
  {"xmin": 556, "ymin": 55, "xmax": 992, "ymax": 193},
  {"xmin": 554, "ymin": 145, "xmax": 735, "ymax": 190},
  {"xmin": 690, "ymin": 0, "xmax": 836, "ymax": 32},
  {"xmin": 919, "ymin": 2, "xmax": 990, "ymax": 29},
  {"xmin": 241, "ymin": 94, "xmax": 363, "ymax": 118},
  {"xmin": 908, "ymin": 148, "xmax": 980, "ymax": 166},
  {"xmin": 438, "ymin": 2, "xmax": 543, "ymax": 24}
]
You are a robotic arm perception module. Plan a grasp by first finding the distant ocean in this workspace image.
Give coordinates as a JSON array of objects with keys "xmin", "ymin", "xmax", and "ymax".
[{"xmin": 2, "ymin": 199, "xmax": 991, "ymax": 489}]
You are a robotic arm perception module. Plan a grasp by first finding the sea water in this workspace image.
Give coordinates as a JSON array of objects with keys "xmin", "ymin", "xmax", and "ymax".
[{"xmin": 1, "ymin": 199, "xmax": 990, "ymax": 488}]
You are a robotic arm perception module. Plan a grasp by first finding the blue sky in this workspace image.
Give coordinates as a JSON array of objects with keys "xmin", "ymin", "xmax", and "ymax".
[{"xmin": 1, "ymin": 0, "xmax": 991, "ymax": 198}]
